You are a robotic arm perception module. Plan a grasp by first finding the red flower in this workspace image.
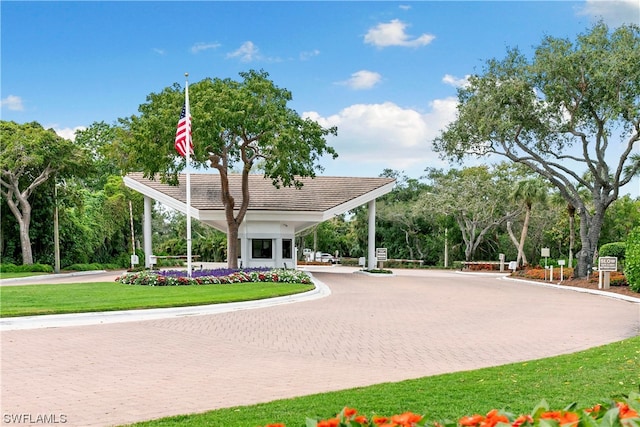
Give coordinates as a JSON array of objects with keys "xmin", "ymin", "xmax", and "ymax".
[
  {"xmin": 317, "ymin": 417, "xmax": 340, "ymax": 427},
  {"xmin": 344, "ymin": 407, "xmax": 358, "ymax": 418},
  {"xmin": 460, "ymin": 414, "xmax": 485, "ymax": 426},
  {"xmin": 373, "ymin": 416, "xmax": 390, "ymax": 425},
  {"xmin": 540, "ymin": 411, "xmax": 579, "ymax": 426},
  {"xmin": 617, "ymin": 402, "xmax": 639, "ymax": 419},
  {"xmin": 354, "ymin": 415, "xmax": 369, "ymax": 424},
  {"xmin": 391, "ymin": 412, "xmax": 423, "ymax": 426},
  {"xmin": 512, "ymin": 414, "xmax": 533, "ymax": 427},
  {"xmin": 483, "ymin": 409, "xmax": 509, "ymax": 427}
]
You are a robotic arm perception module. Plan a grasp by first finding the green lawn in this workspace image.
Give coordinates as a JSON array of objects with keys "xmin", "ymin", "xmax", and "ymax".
[
  {"xmin": 124, "ymin": 336, "xmax": 640, "ymax": 426},
  {"xmin": 0, "ymin": 281, "xmax": 315, "ymax": 317},
  {"xmin": 0, "ymin": 271, "xmax": 51, "ymax": 280}
]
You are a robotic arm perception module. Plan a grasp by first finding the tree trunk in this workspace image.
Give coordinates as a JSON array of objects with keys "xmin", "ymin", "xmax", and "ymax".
[
  {"xmin": 506, "ymin": 221, "xmax": 528, "ymax": 266},
  {"xmin": 574, "ymin": 206, "xmax": 605, "ymax": 278},
  {"xmin": 5, "ymin": 195, "xmax": 34, "ymax": 265},
  {"xmin": 567, "ymin": 204, "xmax": 575, "ymax": 268},
  {"xmin": 227, "ymin": 223, "xmax": 239, "ymax": 269},
  {"xmin": 516, "ymin": 206, "xmax": 531, "ymax": 267}
]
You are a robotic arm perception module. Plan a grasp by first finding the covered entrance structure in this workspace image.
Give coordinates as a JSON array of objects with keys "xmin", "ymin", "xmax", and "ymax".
[{"xmin": 124, "ymin": 173, "xmax": 395, "ymax": 269}]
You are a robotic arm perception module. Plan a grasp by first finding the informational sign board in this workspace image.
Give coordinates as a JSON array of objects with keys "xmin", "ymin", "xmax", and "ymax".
[
  {"xmin": 541, "ymin": 248, "xmax": 550, "ymax": 257},
  {"xmin": 376, "ymin": 248, "xmax": 388, "ymax": 262},
  {"xmin": 598, "ymin": 257, "xmax": 617, "ymax": 272},
  {"xmin": 557, "ymin": 260, "xmax": 565, "ymax": 266}
]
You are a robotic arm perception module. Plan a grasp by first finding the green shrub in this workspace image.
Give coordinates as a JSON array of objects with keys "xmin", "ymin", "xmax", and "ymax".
[
  {"xmin": 25, "ymin": 263, "xmax": 54, "ymax": 273},
  {"xmin": 65, "ymin": 263, "xmax": 103, "ymax": 271},
  {"xmin": 600, "ymin": 241, "xmax": 626, "ymax": 258},
  {"xmin": 0, "ymin": 263, "xmax": 53, "ymax": 273},
  {"xmin": 0, "ymin": 263, "xmax": 18, "ymax": 273},
  {"xmin": 600, "ymin": 242, "xmax": 626, "ymax": 270},
  {"xmin": 625, "ymin": 227, "xmax": 640, "ymax": 292}
]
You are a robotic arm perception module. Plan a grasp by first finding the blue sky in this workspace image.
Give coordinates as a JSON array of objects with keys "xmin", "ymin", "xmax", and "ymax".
[{"xmin": 2, "ymin": 1, "xmax": 639, "ymax": 195}]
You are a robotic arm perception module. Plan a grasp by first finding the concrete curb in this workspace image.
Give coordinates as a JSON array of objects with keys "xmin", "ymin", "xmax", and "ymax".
[
  {"xmin": 502, "ymin": 276, "xmax": 640, "ymax": 303},
  {"xmin": 0, "ymin": 273, "xmax": 331, "ymax": 331}
]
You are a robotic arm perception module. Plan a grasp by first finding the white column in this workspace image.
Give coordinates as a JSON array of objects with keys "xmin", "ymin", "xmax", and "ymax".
[
  {"xmin": 368, "ymin": 200, "xmax": 376, "ymax": 270},
  {"xmin": 143, "ymin": 196, "xmax": 152, "ymax": 268}
]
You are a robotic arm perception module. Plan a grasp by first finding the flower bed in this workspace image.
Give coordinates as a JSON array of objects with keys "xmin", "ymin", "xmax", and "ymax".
[
  {"xmin": 513, "ymin": 267, "xmax": 628, "ymax": 286},
  {"xmin": 115, "ymin": 268, "xmax": 312, "ymax": 286},
  {"xmin": 261, "ymin": 393, "xmax": 639, "ymax": 427}
]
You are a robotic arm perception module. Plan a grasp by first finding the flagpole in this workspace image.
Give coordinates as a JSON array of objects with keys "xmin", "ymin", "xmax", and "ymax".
[{"xmin": 185, "ymin": 72, "xmax": 193, "ymax": 277}]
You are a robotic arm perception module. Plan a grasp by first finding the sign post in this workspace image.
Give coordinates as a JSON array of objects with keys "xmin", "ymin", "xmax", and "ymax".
[
  {"xmin": 557, "ymin": 259, "xmax": 565, "ymax": 282},
  {"xmin": 541, "ymin": 248, "xmax": 550, "ymax": 280},
  {"xmin": 376, "ymin": 248, "xmax": 388, "ymax": 269},
  {"xmin": 598, "ymin": 257, "xmax": 617, "ymax": 290}
]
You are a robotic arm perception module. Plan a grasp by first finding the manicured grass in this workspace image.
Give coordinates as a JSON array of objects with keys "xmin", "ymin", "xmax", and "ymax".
[
  {"xmin": 0, "ymin": 271, "xmax": 50, "ymax": 280},
  {"xmin": 0, "ymin": 281, "xmax": 314, "ymax": 317},
  {"xmin": 124, "ymin": 336, "xmax": 640, "ymax": 427}
]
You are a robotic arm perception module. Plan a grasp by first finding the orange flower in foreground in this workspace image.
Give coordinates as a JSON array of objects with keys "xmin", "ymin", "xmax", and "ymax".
[
  {"xmin": 344, "ymin": 407, "xmax": 358, "ymax": 418},
  {"xmin": 354, "ymin": 415, "xmax": 369, "ymax": 424},
  {"xmin": 512, "ymin": 414, "xmax": 534, "ymax": 427},
  {"xmin": 373, "ymin": 416, "xmax": 390, "ymax": 425},
  {"xmin": 460, "ymin": 414, "xmax": 485, "ymax": 426},
  {"xmin": 617, "ymin": 402, "xmax": 639, "ymax": 419},
  {"xmin": 540, "ymin": 410, "xmax": 579, "ymax": 426},
  {"xmin": 317, "ymin": 418, "xmax": 340, "ymax": 427},
  {"xmin": 391, "ymin": 411, "xmax": 423, "ymax": 426},
  {"xmin": 483, "ymin": 409, "xmax": 509, "ymax": 427},
  {"xmin": 263, "ymin": 424, "xmax": 286, "ymax": 427}
]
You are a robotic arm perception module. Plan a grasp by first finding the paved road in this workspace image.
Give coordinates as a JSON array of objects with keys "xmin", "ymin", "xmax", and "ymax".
[{"xmin": 1, "ymin": 269, "xmax": 639, "ymax": 427}]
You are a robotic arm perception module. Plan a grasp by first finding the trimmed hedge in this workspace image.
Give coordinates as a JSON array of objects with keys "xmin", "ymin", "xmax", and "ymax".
[
  {"xmin": 625, "ymin": 227, "xmax": 640, "ymax": 292},
  {"xmin": 0, "ymin": 263, "xmax": 53, "ymax": 273}
]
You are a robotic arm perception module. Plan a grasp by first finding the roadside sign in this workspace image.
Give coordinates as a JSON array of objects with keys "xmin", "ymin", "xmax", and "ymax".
[
  {"xmin": 598, "ymin": 257, "xmax": 617, "ymax": 272},
  {"xmin": 376, "ymin": 248, "xmax": 388, "ymax": 262}
]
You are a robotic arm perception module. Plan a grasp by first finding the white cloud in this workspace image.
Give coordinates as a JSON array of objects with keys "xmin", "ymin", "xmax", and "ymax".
[
  {"xmin": 339, "ymin": 70, "xmax": 382, "ymax": 90},
  {"xmin": 191, "ymin": 42, "xmax": 221, "ymax": 54},
  {"xmin": 399, "ymin": 5, "xmax": 411, "ymax": 11},
  {"xmin": 153, "ymin": 48, "xmax": 166, "ymax": 55},
  {"xmin": 300, "ymin": 49, "xmax": 320, "ymax": 61},
  {"xmin": 53, "ymin": 126, "xmax": 86, "ymax": 141},
  {"xmin": 364, "ymin": 19, "xmax": 435, "ymax": 48},
  {"xmin": 577, "ymin": 0, "xmax": 640, "ymax": 26},
  {"xmin": 303, "ymin": 98, "xmax": 457, "ymax": 176},
  {"xmin": 442, "ymin": 74, "xmax": 470, "ymax": 88},
  {"xmin": 1, "ymin": 95, "xmax": 25, "ymax": 111},
  {"xmin": 227, "ymin": 41, "xmax": 260, "ymax": 62}
]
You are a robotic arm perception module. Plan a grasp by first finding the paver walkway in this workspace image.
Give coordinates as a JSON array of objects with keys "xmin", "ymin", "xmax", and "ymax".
[{"xmin": 1, "ymin": 269, "xmax": 639, "ymax": 427}]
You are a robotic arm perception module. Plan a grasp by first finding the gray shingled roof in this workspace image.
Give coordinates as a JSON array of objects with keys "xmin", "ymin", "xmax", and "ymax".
[{"xmin": 126, "ymin": 172, "xmax": 395, "ymax": 212}]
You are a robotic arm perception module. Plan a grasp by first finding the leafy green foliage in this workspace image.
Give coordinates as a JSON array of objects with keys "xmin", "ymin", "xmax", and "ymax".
[
  {"xmin": 625, "ymin": 227, "xmax": 640, "ymax": 292},
  {"xmin": 0, "ymin": 263, "xmax": 53, "ymax": 273},
  {"xmin": 433, "ymin": 23, "xmax": 640, "ymax": 278},
  {"xmin": 599, "ymin": 242, "xmax": 626, "ymax": 259},
  {"xmin": 0, "ymin": 121, "xmax": 93, "ymax": 264}
]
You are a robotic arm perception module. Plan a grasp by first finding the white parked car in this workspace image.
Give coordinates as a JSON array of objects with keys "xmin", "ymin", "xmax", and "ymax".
[{"xmin": 319, "ymin": 253, "xmax": 339, "ymax": 264}]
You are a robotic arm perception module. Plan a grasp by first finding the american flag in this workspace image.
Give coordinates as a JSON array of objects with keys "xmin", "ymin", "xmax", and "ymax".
[{"xmin": 174, "ymin": 103, "xmax": 192, "ymax": 157}]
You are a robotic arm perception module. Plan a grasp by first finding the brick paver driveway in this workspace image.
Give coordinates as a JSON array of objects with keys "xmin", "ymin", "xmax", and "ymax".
[{"xmin": 1, "ymin": 269, "xmax": 639, "ymax": 426}]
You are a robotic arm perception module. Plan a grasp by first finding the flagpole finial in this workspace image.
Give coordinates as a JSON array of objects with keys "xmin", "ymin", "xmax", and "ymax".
[{"xmin": 185, "ymin": 72, "xmax": 189, "ymax": 78}]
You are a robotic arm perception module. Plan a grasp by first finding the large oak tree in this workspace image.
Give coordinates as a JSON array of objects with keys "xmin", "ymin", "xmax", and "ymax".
[
  {"xmin": 434, "ymin": 23, "xmax": 640, "ymax": 277},
  {"xmin": 122, "ymin": 70, "xmax": 337, "ymax": 268},
  {"xmin": 1, "ymin": 121, "xmax": 91, "ymax": 265}
]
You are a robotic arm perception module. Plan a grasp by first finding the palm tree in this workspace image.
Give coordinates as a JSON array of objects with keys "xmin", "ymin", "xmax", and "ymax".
[{"xmin": 509, "ymin": 179, "xmax": 548, "ymax": 267}]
